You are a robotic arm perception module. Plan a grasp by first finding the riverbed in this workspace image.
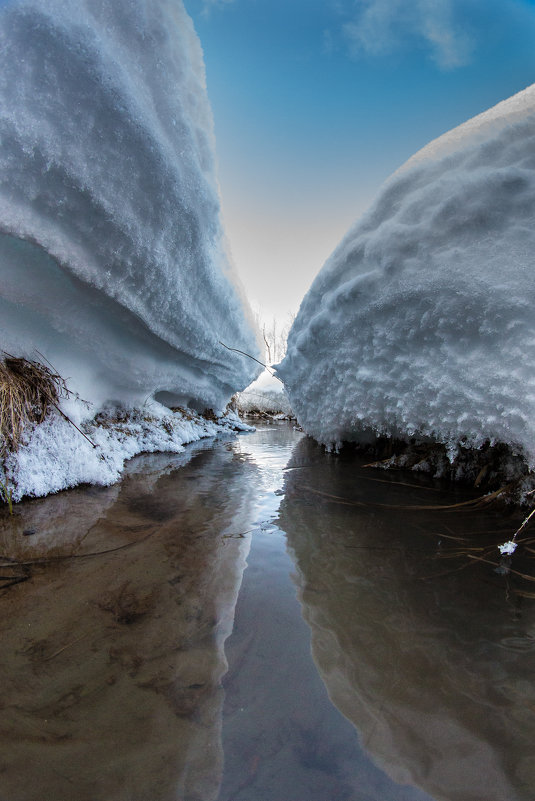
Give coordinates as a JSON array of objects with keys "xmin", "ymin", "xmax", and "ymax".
[{"xmin": 0, "ymin": 423, "xmax": 533, "ymax": 801}]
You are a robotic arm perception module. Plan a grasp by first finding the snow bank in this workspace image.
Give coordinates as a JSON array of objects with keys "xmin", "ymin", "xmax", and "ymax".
[
  {"xmin": 5, "ymin": 402, "xmax": 253, "ymax": 502},
  {"xmin": 237, "ymin": 369, "xmax": 294, "ymax": 417},
  {"xmin": 277, "ymin": 84, "xmax": 535, "ymax": 466},
  {"xmin": 0, "ymin": 0, "xmax": 261, "ymax": 415}
]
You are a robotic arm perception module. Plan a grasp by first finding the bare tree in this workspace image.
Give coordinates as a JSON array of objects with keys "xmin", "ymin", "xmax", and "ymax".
[{"xmin": 261, "ymin": 312, "xmax": 296, "ymax": 366}]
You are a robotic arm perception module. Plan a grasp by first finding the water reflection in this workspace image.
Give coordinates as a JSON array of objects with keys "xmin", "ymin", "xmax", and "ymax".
[
  {"xmin": 2, "ymin": 425, "xmax": 535, "ymax": 801},
  {"xmin": 0, "ymin": 438, "xmax": 258, "ymax": 801},
  {"xmin": 217, "ymin": 427, "xmax": 434, "ymax": 801},
  {"xmin": 279, "ymin": 436, "xmax": 535, "ymax": 801}
]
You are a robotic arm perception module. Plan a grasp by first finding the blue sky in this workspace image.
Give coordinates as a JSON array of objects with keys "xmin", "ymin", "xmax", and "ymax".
[{"xmin": 183, "ymin": 0, "xmax": 535, "ymax": 322}]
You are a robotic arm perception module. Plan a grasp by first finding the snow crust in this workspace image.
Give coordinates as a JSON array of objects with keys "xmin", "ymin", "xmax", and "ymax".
[
  {"xmin": 6, "ymin": 403, "xmax": 253, "ymax": 502},
  {"xmin": 237, "ymin": 369, "xmax": 293, "ymax": 417},
  {"xmin": 0, "ymin": 0, "xmax": 261, "ymax": 414},
  {"xmin": 278, "ymin": 84, "xmax": 535, "ymax": 465}
]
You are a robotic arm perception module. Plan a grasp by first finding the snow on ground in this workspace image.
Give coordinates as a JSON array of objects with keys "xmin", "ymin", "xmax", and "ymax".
[
  {"xmin": 236, "ymin": 369, "xmax": 293, "ymax": 418},
  {"xmin": 5, "ymin": 402, "xmax": 253, "ymax": 502},
  {"xmin": 277, "ymin": 83, "xmax": 535, "ymax": 470},
  {"xmin": 0, "ymin": 0, "xmax": 262, "ymax": 500},
  {"xmin": 0, "ymin": 0, "xmax": 261, "ymax": 415}
]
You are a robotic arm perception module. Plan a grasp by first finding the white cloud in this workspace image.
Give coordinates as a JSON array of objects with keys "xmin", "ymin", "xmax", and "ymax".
[
  {"xmin": 322, "ymin": 28, "xmax": 335, "ymax": 55},
  {"xmin": 200, "ymin": 0, "xmax": 235, "ymax": 16},
  {"xmin": 343, "ymin": 0, "xmax": 474, "ymax": 70}
]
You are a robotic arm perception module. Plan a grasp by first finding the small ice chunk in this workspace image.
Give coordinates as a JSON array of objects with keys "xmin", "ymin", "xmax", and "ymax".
[{"xmin": 498, "ymin": 540, "xmax": 517, "ymax": 556}]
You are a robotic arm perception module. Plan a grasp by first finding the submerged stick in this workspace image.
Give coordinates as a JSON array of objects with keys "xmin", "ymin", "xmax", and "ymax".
[
  {"xmin": 467, "ymin": 553, "xmax": 535, "ymax": 582},
  {"xmin": 0, "ymin": 529, "xmax": 156, "ymax": 568},
  {"xmin": 0, "ymin": 576, "xmax": 29, "ymax": 590},
  {"xmin": 44, "ymin": 631, "xmax": 91, "ymax": 661},
  {"xmin": 298, "ymin": 483, "xmax": 506, "ymax": 511},
  {"xmin": 354, "ymin": 474, "xmax": 443, "ymax": 493}
]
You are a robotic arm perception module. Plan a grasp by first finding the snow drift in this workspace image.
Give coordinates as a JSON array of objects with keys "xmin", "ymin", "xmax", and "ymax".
[
  {"xmin": 277, "ymin": 84, "xmax": 535, "ymax": 466},
  {"xmin": 237, "ymin": 369, "xmax": 294, "ymax": 418},
  {"xmin": 0, "ymin": 0, "xmax": 261, "ymax": 415}
]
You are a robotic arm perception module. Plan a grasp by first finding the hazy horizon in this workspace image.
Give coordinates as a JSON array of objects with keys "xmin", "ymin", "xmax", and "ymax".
[{"xmin": 183, "ymin": 0, "xmax": 535, "ymax": 323}]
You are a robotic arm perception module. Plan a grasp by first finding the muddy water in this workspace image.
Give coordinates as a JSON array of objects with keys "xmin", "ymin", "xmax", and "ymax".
[{"xmin": 0, "ymin": 424, "xmax": 534, "ymax": 801}]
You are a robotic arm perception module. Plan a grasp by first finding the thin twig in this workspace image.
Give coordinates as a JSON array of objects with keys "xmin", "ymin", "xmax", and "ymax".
[
  {"xmin": 219, "ymin": 341, "xmax": 284, "ymax": 382},
  {"xmin": 420, "ymin": 557, "xmax": 482, "ymax": 581},
  {"xmin": 298, "ymin": 483, "xmax": 506, "ymax": 511},
  {"xmin": 511, "ymin": 506, "xmax": 535, "ymax": 544},
  {"xmin": 49, "ymin": 400, "xmax": 97, "ymax": 449},
  {"xmin": 467, "ymin": 553, "xmax": 535, "ymax": 582},
  {"xmin": 353, "ymin": 474, "xmax": 443, "ymax": 493},
  {"xmin": 44, "ymin": 631, "xmax": 91, "ymax": 661},
  {"xmin": 0, "ymin": 576, "xmax": 29, "ymax": 590},
  {"xmin": 0, "ymin": 530, "xmax": 155, "ymax": 567}
]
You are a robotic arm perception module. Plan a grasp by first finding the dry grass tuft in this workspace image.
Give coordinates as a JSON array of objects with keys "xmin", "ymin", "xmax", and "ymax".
[
  {"xmin": 0, "ymin": 354, "xmax": 68, "ymax": 456},
  {"xmin": 201, "ymin": 408, "xmax": 218, "ymax": 423}
]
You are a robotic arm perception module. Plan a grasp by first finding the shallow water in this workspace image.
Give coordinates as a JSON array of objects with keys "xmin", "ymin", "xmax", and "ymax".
[{"xmin": 0, "ymin": 423, "xmax": 534, "ymax": 801}]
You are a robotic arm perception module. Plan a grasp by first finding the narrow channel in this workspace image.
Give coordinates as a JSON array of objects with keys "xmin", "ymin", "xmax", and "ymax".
[
  {"xmin": 0, "ymin": 423, "xmax": 533, "ymax": 801},
  {"xmin": 216, "ymin": 424, "xmax": 434, "ymax": 801}
]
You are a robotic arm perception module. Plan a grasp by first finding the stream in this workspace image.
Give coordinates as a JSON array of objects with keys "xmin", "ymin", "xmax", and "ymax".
[{"xmin": 0, "ymin": 422, "xmax": 534, "ymax": 801}]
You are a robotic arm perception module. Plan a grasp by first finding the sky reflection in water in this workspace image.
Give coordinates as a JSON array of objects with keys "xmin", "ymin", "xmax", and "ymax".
[{"xmin": 0, "ymin": 424, "xmax": 533, "ymax": 801}]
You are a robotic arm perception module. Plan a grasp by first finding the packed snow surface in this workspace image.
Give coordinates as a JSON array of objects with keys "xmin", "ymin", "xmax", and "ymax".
[
  {"xmin": 277, "ymin": 84, "xmax": 535, "ymax": 465},
  {"xmin": 5, "ymin": 404, "xmax": 253, "ymax": 502},
  {"xmin": 0, "ymin": 0, "xmax": 261, "ymax": 415},
  {"xmin": 237, "ymin": 369, "xmax": 293, "ymax": 417}
]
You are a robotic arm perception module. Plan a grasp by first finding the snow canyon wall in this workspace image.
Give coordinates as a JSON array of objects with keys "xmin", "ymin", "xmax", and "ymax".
[
  {"xmin": 278, "ymin": 84, "xmax": 535, "ymax": 467},
  {"xmin": 0, "ymin": 0, "xmax": 261, "ymax": 414}
]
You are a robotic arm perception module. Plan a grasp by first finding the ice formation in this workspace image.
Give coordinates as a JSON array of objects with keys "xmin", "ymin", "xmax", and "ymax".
[
  {"xmin": 277, "ymin": 84, "xmax": 535, "ymax": 465},
  {"xmin": 0, "ymin": 0, "xmax": 261, "ymax": 416},
  {"xmin": 237, "ymin": 369, "xmax": 294, "ymax": 418},
  {"xmin": 5, "ymin": 404, "xmax": 253, "ymax": 502}
]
